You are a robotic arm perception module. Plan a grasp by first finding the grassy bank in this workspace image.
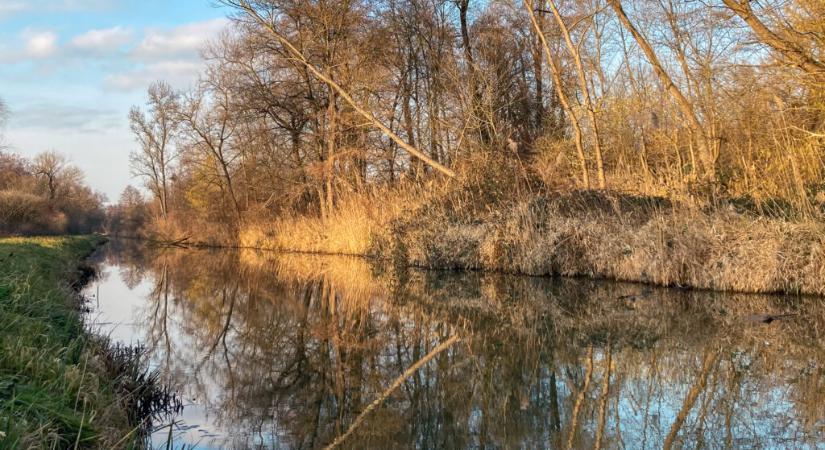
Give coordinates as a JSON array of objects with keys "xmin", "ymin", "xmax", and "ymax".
[
  {"xmin": 240, "ymin": 179, "xmax": 825, "ymax": 296},
  {"xmin": 0, "ymin": 236, "xmax": 139, "ymax": 448}
]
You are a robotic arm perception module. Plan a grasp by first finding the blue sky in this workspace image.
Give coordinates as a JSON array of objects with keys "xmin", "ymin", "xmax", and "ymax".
[{"xmin": 0, "ymin": 0, "xmax": 230, "ymax": 200}]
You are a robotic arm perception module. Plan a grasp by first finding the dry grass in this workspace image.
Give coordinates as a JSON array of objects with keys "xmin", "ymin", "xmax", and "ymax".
[
  {"xmin": 144, "ymin": 212, "xmax": 237, "ymax": 247},
  {"xmin": 238, "ymin": 177, "xmax": 825, "ymax": 296},
  {"xmin": 387, "ymin": 190, "xmax": 825, "ymax": 295},
  {"xmin": 240, "ymin": 204, "xmax": 375, "ymax": 255},
  {"xmin": 239, "ymin": 183, "xmax": 430, "ymax": 255}
]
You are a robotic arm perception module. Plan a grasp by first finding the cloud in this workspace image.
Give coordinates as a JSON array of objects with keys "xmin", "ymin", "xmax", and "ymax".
[
  {"xmin": 0, "ymin": 29, "xmax": 59, "ymax": 63},
  {"xmin": 0, "ymin": 26, "xmax": 130, "ymax": 63},
  {"xmin": 132, "ymin": 18, "xmax": 228, "ymax": 61},
  {"xmin": 104, "ymin": 61, "xmax": 204, "ymax": 91},
  {"xmin": 102, "ymin": 18, "xmax": 230, "ymax": 92},
  {"xmin": 70, "ymin": 26, "xmax": 133, "ymax": 52},
  {"xmin": 23, "ymin": 30, "xmax": 58, "ymax": 58},
  {"xmin": 9, "ymin": 102, "xmax": 121, "ymax": 133},
  {"xmin": 0, "ymin": 2, "xmax": 27, "ymax": 18},
  {"xmin": 1, "ymin": 17, "xmax": 228, "ymax": 93}
]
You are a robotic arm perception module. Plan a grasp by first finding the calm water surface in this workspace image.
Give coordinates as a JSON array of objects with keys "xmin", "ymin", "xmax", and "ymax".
[{"xmin": 84, "ymin": 240, "xmax": 825, "ymax": 449}]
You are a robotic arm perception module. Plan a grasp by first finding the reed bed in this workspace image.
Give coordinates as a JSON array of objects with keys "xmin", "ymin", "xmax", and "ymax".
[{"xmin": 239, "ymin": 179, "xmax": 825, "ymax": 296}]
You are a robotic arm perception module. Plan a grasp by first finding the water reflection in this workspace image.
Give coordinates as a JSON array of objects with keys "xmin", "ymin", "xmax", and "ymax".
[{"xmin": 87, "ymin": 239, "xmax": 825, "ymax": 449}]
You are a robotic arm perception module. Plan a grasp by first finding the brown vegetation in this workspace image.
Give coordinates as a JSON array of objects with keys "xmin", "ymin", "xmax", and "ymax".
[
  {"xmin": 240, "ymin": 164, "xmax": 825, "ymax": 295},
  {"xmin": 115, "ymin": 0, "xmax": 825, "ymax": 294},
  {"xmin": 0, "ymin": 151, "xmax": 105, "ymax": 236}
]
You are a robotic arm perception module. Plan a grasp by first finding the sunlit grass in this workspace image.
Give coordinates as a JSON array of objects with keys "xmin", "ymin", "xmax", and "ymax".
[
  {"xmin": 238, "ymin": 174, "xmax": 825, "ymax": 296},
  {"xmin": 0, "ymin": 235, "xmax": 139, "ymax": 448}
]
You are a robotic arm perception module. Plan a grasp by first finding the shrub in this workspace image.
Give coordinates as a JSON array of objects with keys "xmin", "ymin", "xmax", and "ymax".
[{"xmin": 0, "ymin": 190, "xmax": 65, "ymax": 235}]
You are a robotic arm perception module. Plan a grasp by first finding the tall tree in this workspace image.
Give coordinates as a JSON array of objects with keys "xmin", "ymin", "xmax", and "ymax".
[
  {"xmin": 525, "ymin": 0, "xmax": 591, "ymax": 188},
  {"xmin": 220, "ymin": 0, "xmax": 456, "ymax": 180},
  {"xmin": 546, "ymin": 0, "xmax": 607, "ymax": 188},
  {"xmin": 177, "ymin": 78, "xmax": 244, "ymax": 223},
  {"xmin": 129, "ymin": 81, "xmax": 181, "ymax": 219}
]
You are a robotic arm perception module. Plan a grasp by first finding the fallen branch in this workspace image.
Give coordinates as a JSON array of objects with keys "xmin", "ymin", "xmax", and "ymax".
[{"xmin": 147, "ymin": 236, "xmax": 190, "ymax": 248}]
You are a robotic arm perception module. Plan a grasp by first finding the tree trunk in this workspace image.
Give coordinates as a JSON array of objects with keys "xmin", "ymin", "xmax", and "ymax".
[
  {"xmin": 525, "ymin": 0, "xmax": 591, "ymax": 188},
  {"xmin": 547, "ymin": 0, "xmax": 606, "ymax": 188},
  {"xmin": 325, "ymin": 89, "xmax": 337, "ymax": 214},
  {"xmin": 722, "ymin": 0, "xmax": 825, "ymax": 78},
  {"xmin": 610, "ymin": 0, "xmax": 716, "ymax": 180},
  {"xmin": 457, "ymin": 0, "xmax": 492, "ymax": 145}
]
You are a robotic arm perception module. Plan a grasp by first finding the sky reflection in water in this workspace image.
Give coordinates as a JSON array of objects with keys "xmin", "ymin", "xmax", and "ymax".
[{"xmin": 85, "ymin": 240, "xmax": 825, "ymax": 449}]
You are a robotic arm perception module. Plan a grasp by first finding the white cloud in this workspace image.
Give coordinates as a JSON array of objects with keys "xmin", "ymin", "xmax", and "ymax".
[
  {"xmin": 23, "ymin": 30, "xmax": 58, "ymax": 58},
  {"xmin": 70, "ymin": 26, "xmax": 133, "ymax": 52},
  {"xmin": 9, "ymin": 102, "xmax": 120, "ymax": 132},
  {"xmin": 101, "ymin": 18, "xmax": 229, "ymax": 92},
  {"xmin": 132, "ymin": 18, "xmax": 228, "ymax": 61},
  {"xmin": 105, "ymin": 60, "xmax": 204, "ymax": 91},
  {"xmin": 1, "ymin": 17, "xmax": 227, "ymax": 94}
]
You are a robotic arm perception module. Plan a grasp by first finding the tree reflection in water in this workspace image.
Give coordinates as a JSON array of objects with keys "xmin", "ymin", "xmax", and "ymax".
[{"xmin": 95, "ymin": 240, "xmax": 825, "ymax": 449}]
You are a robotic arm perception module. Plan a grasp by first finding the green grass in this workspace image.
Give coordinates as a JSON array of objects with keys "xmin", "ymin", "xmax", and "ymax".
[{"xmin": 0, "ymin": 236, "xmax": 134, "ymax": 448}]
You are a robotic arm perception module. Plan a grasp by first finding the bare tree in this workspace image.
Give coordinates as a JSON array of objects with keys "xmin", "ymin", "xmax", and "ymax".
[
  {"xmin": 221, "ymin": 0, "xmax": 456, "ymax": 179},
  {"xmin": 32, "ymin": 151, "xmax": 82, "ymax": 201},
  {"xmin": 107, "ymin": 185, "xmax": 149, "ymax": 235},
  {"xmin": 177, "ymin": 78, "xmax": 244, "ymax": 222},
  {"xmin": 546, "ymin": 0, "xmax": 607, "ymax": 188},
  {"xmin": 129, "ymin": 81, "xmax": 181, "ymax": 219},
  {"xmin": 112, "ymin": 0, "xmax": 825, "ymax": 233},
  {"xmin": 1, "ymin": 150, "xmax": 104, "ymax": 235},
  {"xmin": 722, "ymin": 0, "xmax": 825, "ymax": 79},
  {"xmin": 525, "ymin": 0, "xmax": 591, "ymax": 188},
  {"xmin": 609, "ymin": 0, "xmax": 716, "ymax": 180}
]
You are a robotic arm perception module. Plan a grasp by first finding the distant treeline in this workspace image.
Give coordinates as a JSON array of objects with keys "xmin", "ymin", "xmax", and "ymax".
[{"xmin": 0, "ymin": 151, "xmax": 105, "ymax": 236}]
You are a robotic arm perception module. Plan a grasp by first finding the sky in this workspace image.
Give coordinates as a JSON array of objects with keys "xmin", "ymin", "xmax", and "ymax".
[{"xmin": 0, "ymin": 0, "xmax": 231, "ymax": 201}]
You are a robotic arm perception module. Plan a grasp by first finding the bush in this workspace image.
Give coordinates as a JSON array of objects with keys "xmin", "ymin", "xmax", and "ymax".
[{"xmin": 0, "ymin": 191, "xmax": 65, "ymax": 235}]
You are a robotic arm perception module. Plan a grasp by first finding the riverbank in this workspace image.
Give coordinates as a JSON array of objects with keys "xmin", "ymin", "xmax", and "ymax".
[
  {"xmin": 0, "ymin": 236, "xmax": 148, "ymax": 448},
  {"xmin": 239, "ymin": 185, "xmax": 825, "ymax": 296}
]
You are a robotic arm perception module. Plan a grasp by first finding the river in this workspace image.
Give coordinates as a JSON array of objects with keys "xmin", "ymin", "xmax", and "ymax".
[{"xmin": 83, "ymin": 239, "xmax": 825, "ymax": 449}]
